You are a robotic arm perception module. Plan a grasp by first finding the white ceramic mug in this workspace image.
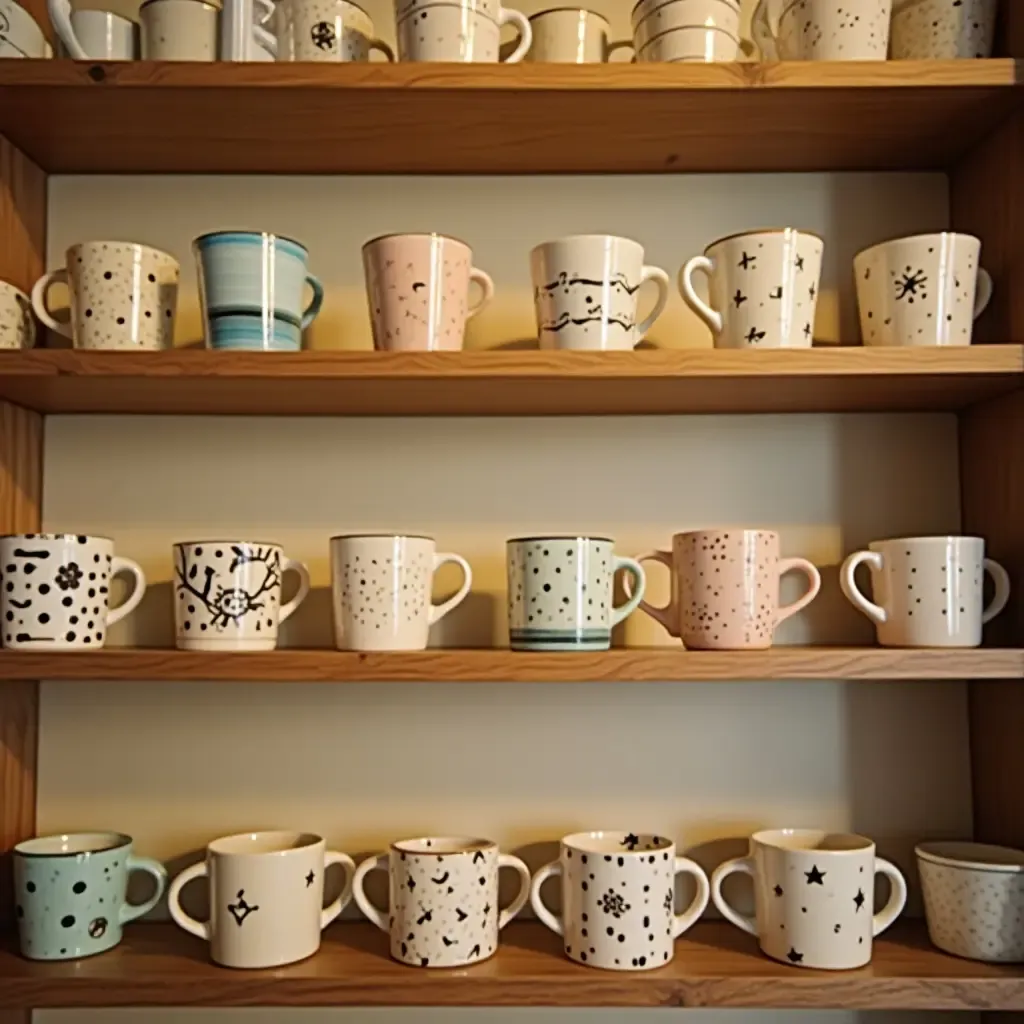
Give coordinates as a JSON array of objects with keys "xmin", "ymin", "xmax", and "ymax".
[
  {"xmin": 139, "ymin": 0, "xmax": 218, "ymax": 59},
  {"xmin": 0, "ymin": 280, "xmax": 34, "ymax": 349},
  {"xmin": 0, "ymin": 0, "xmax": 47, "ymax": 56},
  {"xmin": 353, "ymin": 837, "xmax": 531, "ymax": 968},
  {"xmin": 891, "ymin": 0, "xmax": 997, "ymax": 59},
  {"xmin": 680, "ymin": 229, "xmax": 824, "ymax": 349},
  {"xmin": 854, "ymin": 233, "xmax": 993, "ymax": 348},
  {"xmin": 637, "ymin": 25, "xmax": 740, "ymax": 61},
  {"xmin": 841, "ymin": 536, "xmax": 1010, "ymax": 648},
  {"xmin": 526, "ymin": 8, "xmax": 631, "ymax": 62},
  {"xmin": 531, "ymin": 236, "xmax": 670, "ymax": 350},
  {"xmin": 752, "ymin": 0, "xmax": 892, "ymax": 59},
  {"xmin": 531, "ymin": 831, "xmax": 710, "ymax": 971},
  {"xmin": 632, "ymin": 0, "xmax": 741, "ymax": 38},
  {"xmin": 168, "ymin": 831, "xmax": 355, "ymax": 969},
  {"xmin": 59, "ymin": 9, "xmax": 138, "ymax": 57},
  {"xmin": 276, "ymin": 0, "xmax": 393, "ymax": 60},
  {"xmin": 396, "ymin": 0, "xmax": 531, "ymax": 61}
]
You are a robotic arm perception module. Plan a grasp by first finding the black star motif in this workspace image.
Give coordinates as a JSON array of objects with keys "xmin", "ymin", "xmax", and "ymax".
[
  {"xmin": 773, "ymin": 884, "xmax": 783, "ymax": 897},
  {"xmin": 803, "ymin": 322, "xmax": 812, "ymax": 339},
  {"xmin": 305, "ymin": 870, "xmax": 315, "ymax": 887},
  {"xmin": 787, "ymin": 947, "xmax": 804, "ymax": 963},
  {"xmin": 738, "ymin": 251, "xmax": 756, "ymax": 269},
  {"xmin": 310, "ymin": 20, "xmax": 335, "ymax": 50},
  {"xmin": 769, "ymin": 286, "xmax": 783, "ymax": 300},
  {"xmin": 227, "ymin": 889, "xmax": 259, "ymax": 927},
  {"xmin": 895, "ymin": 268, "xmax": 927, "ymax": 302},
  {"xmin": 795, "ymin": 255, "xmax": 805, "ymax": 271},
  {"xmin": 621, "ymin": 833, "xmax": 640, "ymax": 850},
  {"xmin": 745, "ymin": 326, "xmax": 766, "ymax": 345},
  {"xmin": 854, "ymin": 888, "xmax": 866, "ymax": 912},
  {"xmin": 733, "ymin": 289, "xmax": 747, "ymax": 307},
  {"xmin": 805, "ymin": 866, "xmax": 826, "ymax": 885},
  {"xmin": 406, "ymin": 877, "xmax": 416, "ymax": 891}
]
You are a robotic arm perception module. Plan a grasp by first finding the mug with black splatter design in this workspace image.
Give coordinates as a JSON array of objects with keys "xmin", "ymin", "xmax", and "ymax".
[
  {"xmin": 0, "ymin": 534, "xmax": 146, "ymax": 650},
  {"xmin": 353, "ymin": 837, "xmax": 531, "ymax": 968}
]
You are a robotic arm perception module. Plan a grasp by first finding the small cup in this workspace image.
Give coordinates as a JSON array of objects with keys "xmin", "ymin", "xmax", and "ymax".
[
  {"xmin": 0, "ymin": 0, "xmax": 47, "ymax": 56},
  {"xmin": 840, "ymin": 536, "xmax": 1010, "ymax": 648},
  {"xmin": 62, "ymin": 9, "xmax": 139, "ymax": 58},
  {"xmin": 632, "ymin": 0, "xmax": 742, "ymax": 38},
  {"xmin": 525, "ymin": 8, "xmax": 631, "ymax": 63},
  {"xmin": 353, "ymin": 837, "xmax": 531, "ymax": 968},
  {"xmin": 0, "ymin": 279, "xmax": 35, "ymax": 349},
  {"xmin": 712, "ymin": 828, "xmax": 907, "ymax": 970},
  {"xmin": 752, "ymin": 0, "xmax": 892, "ymax": 59},
  {"xmin": 531, "ymin": 831, "xmax": 710, "ymax": 971},
  {"xmin": 276, "ymin": 0, "xmax": 393, "ymax": 60},
  {"xmin": 636, "ymin": 25, "xmax": 740, "ymax": 62},
  {"xmin": 173, "ymin": 541, "xmax": 311, "ymax": 652},
  {"xmin": 0, "ymin": 534, "xmax": 147, "ymax": 651},
  {"xmin": 891, "ymin": 0, "xmax": 997, "ymax": 59},
  {"xmin": 139, "ymin": 0, "xmax": 218, "ymax": 58},
  {"xmin": 395, "ymin": 0, "xmax": 531, "ymax": 62},
  {"xmin": 168, "ymin": 831, "xmax": 356, "ymax": 969},
  {"xmin": 14, "ymin": 832, "xmax": 167, "ymax": 961}
]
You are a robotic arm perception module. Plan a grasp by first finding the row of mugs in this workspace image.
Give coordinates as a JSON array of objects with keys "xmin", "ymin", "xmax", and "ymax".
[
  {"xmin": 0, "ymin": 532, "xmax": 1009, "ymax": 652},
  {"xmin": 0, "ymin": 229, "xmax": 993, "ymax": 354},
  {"xmin": 16, "ymin": 828, "xmax": 1023, "ymax": 969}
]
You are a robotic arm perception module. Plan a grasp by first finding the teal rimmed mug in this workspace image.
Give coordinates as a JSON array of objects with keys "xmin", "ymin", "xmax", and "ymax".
[{"xmin": 14, "ymin": 832, "xmax": 167, "ymax": 961}]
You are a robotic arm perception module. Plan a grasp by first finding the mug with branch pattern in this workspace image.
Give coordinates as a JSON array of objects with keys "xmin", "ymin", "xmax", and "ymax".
[{"xmin": 173, "ymin": 541, "xmax": 311, "ymax": 651}]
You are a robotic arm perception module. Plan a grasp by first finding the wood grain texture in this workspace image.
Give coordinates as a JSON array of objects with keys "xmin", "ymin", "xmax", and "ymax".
[
  {"xmin": 0, "ymin": 647, "xmax": 1020, "ymax": 683},
  {"xmin": 0, "ymin": 138, "xmax": 45, "ymax": 294},
  {"xmin": 0, "ymin": 61, "xmax": 1018, "ymax": 174},
  {"xmin": 0, "ymin": 347, "xmax": 1020, "ymax": 416}
]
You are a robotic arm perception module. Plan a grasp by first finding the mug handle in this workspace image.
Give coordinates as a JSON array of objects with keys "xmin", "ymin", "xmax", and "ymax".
[
  {"xmin": 468, "ymin": 268, "xmax": 495, "ymax": 319},
  {"xmin": 974, "ymin": 268, "xmax": 994, "ymax": 320},
  {"xmin": 611, "ymin": 555, "xmax": 646, "ymax": 628},
  {"xmin": 672, "ymin": 857, "xmax": 710, "ymax": 937},
  {"xmin": 635, "ymin": 265, "xmax": 670, "ymax": 343},
  {"xmin": 352, "ymin": 853, "xmax": 389, "ymax": 931},
  {"xmin": 370, "ymin": 37, "xmax": 395, "ymax": 61},
  {"xmin": 679, "ymin": 257, "xmax": 724, "ymax": 336},
  {"xmin": 776, "ymin": 557, "xmax": 822, "ymax": 624},
  {"xmin": 107, "ymin": 556, "xmax": 147, "ymax": 628},
  {"xmin": 253, "ymin": 0, "xmax": 274, "ymax": 24},
  {"xmin": 498, "ymin": 7, "xmax": 531, "ymax": 63},
  {"xmin": 428, "ymin": 552, "xmax": 473, "ymax": 626},
  {"xmin": 120, "ymin": 855, "xmax": 168, "ymax": 925},
  {"xmin": 751, "ymin": 0, "xmax": 779, "ymax": 60},
  {"xmin": 31, "ymin": 268, "xmax": 73, "ymax": 339},
  {"xmin": 606, "ymin": 39, "xmax": 634, "ymax": 60},
  {"xmin": 279, "ymin": 557, "xmax": 311, "ymax": 623},
  {"xmin": 982, "ymin": 558, "xmax": 1011, "ymax": 624},
  {"xmin": 254, "ymin": 24, "xmax": 278, "ymax": 55},
  {"xmin": 321, "ymin": 851, "xmax": 357, "ymax": 930},
  {"xmin": 529, "ymin": 859, "xmax": 563, "ymax": 937},
  {"xmin": 627, "ymin": 550, "xmax": 675, "ymax": 634},
  {"xmin": 840, "ymin": 550, "xmax": 887, "ymax": 626},
  {"xmin": 301, "ymin": 272, "xmax": 324, "ymax": 329},
  {"xmin": 167, "ymin": 861, "xmax": 211, "ymax": 941},
  {"xmin": 497, "ymin": 854, "xmax": 531, "ymax": 929},
  {"xmin": 710, "ymin": 855, "xmax": 757, "ymax": 936},
  {"xmin": 872, "ymin": 857, "xmax": 908, "ymax": 937}
]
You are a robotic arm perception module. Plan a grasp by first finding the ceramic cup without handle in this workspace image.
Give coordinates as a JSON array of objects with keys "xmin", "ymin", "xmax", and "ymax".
[
  {"xmin": 637, "ymin": 25, "xmax": 740, "ymax": 62},
  {"xmin": 680, "ymin": 229, "xmax": 824, "ymax": 349},
  {"xmin": 525, "ymin": 8, "xmax": 631, "ymax": 62},
  {"xmin": 330, "ymin": 535, "xmax": 472, "ymax": 651},
  {"xmin": 14, "ymin": 832, "xmax": 166, "ymax": 961},
  {"xmin": 0, "ymin": 0, "xmax": 47, "ymax": 56},
  {"xmin": 173, "ymin": 541, "xmax": 311, "ymax": 652},
  {"xmin": 194, "ymin": 231, "xmax": 323, "ymax": 351},
  {"xmin": 276, "ymin": 0, "xmax": 393, "ymax": 60},
  {"xmin": 854, "ymin": 233, "xmax": 993, "ymax": 348},
  {"xmin": 752, "ymin": 0, "xmax": 892, "ymax": 59},
  {"xmin": 507, "ymin": 536, "xmax": 646, "ymax": 652},
  {"xmin": 354, "ymin": 837, "xmax": 531, "ymax": 968},
  {"xmin": 60, "ymin": 9, "xmax": 138, "ymax": 57},
  {"xmin": 168, "ymin": 831, "xmax": 356, "ymax": 969},
  {"xmin": 531, "ymin": 831, "xmax": 710, "ymax": 971},
  {"xmin": 0, "ymin": 534, "xmax": 146, "ymax": 651},
  {"xmin": 0, "ymin": 279, "xmax": 35, "ymax": 349},
  {"xmin": 32, "ymin": 241, "xmax": 180, "ymax": 351},
  {"xmin": 891, "ymin": 0, "xmax": 997, "ymax": 59},
  {"xmin": 531, "ymin": 236, "xmax": 670, "ymax": 351},
  {"xmin": 396, "ymin": 1, "xmax": 531, "ymax": 61},
  {"xmin": 139, "ymin": 0, "xmax": 218, "ymax": 57},
  {"xmin": 712, "ymin": 828, "xmax": 907, "ymax": 970},
  {"xmin": 840, "ymin": 536, "xmax": 1010, "ymax": 648},
  {"xmin": 363, "ymin": 233, "xmax": 494, "ymax": 352}
]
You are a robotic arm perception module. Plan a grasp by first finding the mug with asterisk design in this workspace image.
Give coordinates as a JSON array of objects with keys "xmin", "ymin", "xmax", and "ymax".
[
  {"xmin": 0, "ymin": 534, "xmax": 146, "ymax": 650},
  {"xmin": 679, "ymin": 228, "xmax": 824, "ymax": 349},
  {"xmin": 173, "ymin": 541, "xmax": 311, "ymax": 651},
  {"xmin": 275, "ymin": 0, "xmax": 394, "ymax": 60},
  {"xmin": 530, "ymin": 831, "xmax": 710, "ymax": 971},
  {"xmin": 168, "ymin": 831, "xmax": 356, "ymax": 969},
  {"xmin": 353, "ymin": 837, "xmax": 531, "ymax": 968},
  {"xmin": 854, "ymin": 232, "xmax": 993, "ymax": 347},
  {"xmin": 712, "ymin": 828, "xmax": 907, "ymax": 970}
]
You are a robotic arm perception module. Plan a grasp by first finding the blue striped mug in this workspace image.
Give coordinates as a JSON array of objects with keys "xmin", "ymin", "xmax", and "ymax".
[{"xmin": 194, "ymin": 230, "xmax": 324, "ymax": 351}]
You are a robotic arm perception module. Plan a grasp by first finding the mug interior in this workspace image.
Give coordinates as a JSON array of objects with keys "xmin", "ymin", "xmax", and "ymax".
[
  {"xmin": 392, "ymin": 836, "xmax": 495, "ymax": 856},
  {"xmin": 16, "ymin": 832, "xmax": 131, "ymax": 856},
  {"xmin": 562, "ymin": 831, "xmax": 673, "ymax": 855},
  {"xmin": 916, "ymin": 841, "xmax": 1024, "ymax": 873},
  {"xmin": 193, "ymin": 230, "xmax": 308, "ymax": 253},
  {"xmin": 753, "ymin": 828, "xmax": 873, "ymax": 853},
  {"xmin": 209, "ymin": 831, "xmax": 323, "ymax": 856}
]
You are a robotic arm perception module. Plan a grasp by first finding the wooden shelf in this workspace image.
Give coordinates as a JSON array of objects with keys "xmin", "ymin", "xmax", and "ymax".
[
  {"xmin": 0, "ymin": 922, "xmax": 1020, "ymax": 1009},
  {"xmin": 0, "ymin": 347, "xmax": 1020, "ymax": 416},
  {"xmin": 0, "ymin": 61, "xmax": 1019, "ymax": 174},
  {"xmin": 1, "ymin": 647, "xmax": 1020, "ymax": 683}
]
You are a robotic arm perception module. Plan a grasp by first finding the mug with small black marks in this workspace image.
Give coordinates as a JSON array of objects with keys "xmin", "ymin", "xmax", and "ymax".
[
  {"xmin": 14, "ymin": 832, "xmax": 166, "ymax": 961},
  {"xmin": 0, "ymin": 534, "xmax": 146, "ymax": 650},
  {"xmin": 276, "ymin": 0, "xmax": 394, "ymax": 60},
  {"xmin": 353, "ymin": 836, "xmax": 531, "ymax": 968},
  {"xmin": 0, "ymin": 279, "xmax": 35, "ymax": 349},
  {"xmin": 531, "ymin": 831, "xmax": 710, "ymax": 971},
  {"xmin": 712, "ymin": 828, "xmax": 907, "ymax": 970},
  {"xmin": 531, "ymin": 235, "xmax": 670, "ymax": 350},
  {"xmin": 395, "ymin": 0, "xmax": 531, "ymax": 62},
  {"xmin": 168, "ymin": 831, "xmax": 356, "ymax": 969},
  {"xmin": 890, "ymin": 0, "xmax": 997, "ymax": 59},
  {"xmin": 752, "ymin": 0, "xmax": 892, "ymax": 59}
]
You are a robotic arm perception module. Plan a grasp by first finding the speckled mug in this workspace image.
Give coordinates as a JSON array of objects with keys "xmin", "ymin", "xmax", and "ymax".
[
  {"xmin": 31, "ymin": 241, "xmax": 180, "ymax": 351},
  {"xmin": 891, "ymin": 0, "xmax": 997, "ymax": 59},
  {"xmin": 396, "ymin": 0, "xmax": 531, "ymax": 61},
  {"xmin": 0, "ymin": 280, "xmax": 34, "ymax": 349},
  {"xmin": 276, "ymin": 0, "xmax": 394, "ymax": 60},
  {"xmin": 753, "ymin": 0, "xmax": 892, "ymax": 59}
]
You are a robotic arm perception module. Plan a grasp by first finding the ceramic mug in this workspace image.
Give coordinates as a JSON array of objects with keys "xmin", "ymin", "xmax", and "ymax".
[
  {"xmin": 276, "ymin": 0, "xmax": 393, "ymax": 59},
  {"xmin": 712, "ymin": 828, "xmax": 907, "ymax": 970},
  {"xmin": 0, "ymin": 534, "xmax": 146, "ymax": 650},
  {"xmin": 14, "ymin": 832, "xmax": 166, "ymax": 961},
  {"xmin": 680, "ymin": 229, "xmax": 824, "ymax": 349},
  {"xmin": 531, "ymin": 831, "xmax": 710, "ymax": 971},
  {"xmin": 59, "ymin": 9, "xmax": 138, "ymax": 57},
  {"xmin": 752, "ymin": 0, "xmax": 892, "ymax": 59},
  {"xmin": 0, "ymin": 279, "xmax": 35, "ymax": 349},
  {"xmin": 525, "ymin": 8, "xmax": 631, "ymax": 62},
  {"xmin": 854, "ymin": 233, "xmax": 993, "ymax": 348},
  {"xmin": 507, "ymin": 536, "xmax": 646, "ymax": 652},
  {"xmin": 32, "ymin": 241, "xmax": 180, "ymax": 351},
  {"xmin": 363, "ymin": 233, "xmax": 494, "ymax": 352},
  {"xmin": 637, "ymin": 25, "xmax": 740, "ymax": 61},
  {"xmin": 169, "ymin": 831, "xmax": 356, "ymax": 969},
  {"xmin": 331, "ymin": 535, "xmax": 472, "ymax": 651},
  {"xmin": 139, "ymin": 0, "xmax": 219, "ymax": 58},
  {"xmin": 173, "ymin": 541, "xmax": 311, "ymax": 652},
  {"xmin": 891, "ymin": 0, "xmax": 997, "ymax": 59},
  {"xmin": 395, "ymin": 1, "xmax": 531, "ymax": 61},
  {"xmin": 0, "ymin": 0, "xmax": 47, "ymax": 56},
  {"xmin": 194, "ymin": 231, "xmax": 323, "ymax": 351},
  {"xmin": 531, "ymin": 236, "xmax": 670, "ymax": 350},
  {"xmin": 840, "ymin": 536, "xmax": 1010, "ymax": 648},
  {"xmin": 630, "ymin": 529, "xmax": 821, "ymax": 649},
  {"xmin": 353, "ymin": 837, "xmax": 531, "ymax": 968},
  {"xmin": 632, "ymin": 0, "xmax": 742, "ymax": 37}
]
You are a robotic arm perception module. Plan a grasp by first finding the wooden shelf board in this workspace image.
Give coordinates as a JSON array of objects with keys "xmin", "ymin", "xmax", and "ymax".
[
  {"xmin": 0, "ymin": 61, "xmax": 1019, "ymax": 174},
  {"xmin": 0, "ymin": 922, "xmax": 1020, "ymax": 1009},
  {"xmin": 0, "ymin": 347, "xmax": 1020, "ymax": 417},
  {"xmin": 1, "ymin": 647, "xmax": 1020, "ymax": 683}
]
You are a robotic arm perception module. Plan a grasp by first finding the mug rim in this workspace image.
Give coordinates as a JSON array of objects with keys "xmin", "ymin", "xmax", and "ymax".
[
  {"xmin": 868, "ymin": 535, "xmax": 983, "ymax": 548},
  {"xmin": 330, "ymin": 533, "xmax": 435, "ymax": 541},
  {"xmin": 752, "ymin": 828, "xmax": 874, "ymax": 854},
  {"xmin": 0, "ymin": 532, "xmax": 114, "ymax": 543},
  {"xmin": 916, "ymin": 841, "xmax": 1024, "ymax": 873},
  {"xmin": 173, "ymin": 540, "xmax": 282, "ymax": 548},
  {"xmin": 854, "ymin": 232, "xmax": 981, "ymax": 263},
  {"xmin": 674, "ymin": 527, "xmax": 779, "ymax": 541},
  {"xmin": 65, "ymin": 240, "xmax": 178, "ymax": 262},
  {"xmin": 362, "ymin": 232, "xmax": 471, "ymax": 250},
  {"xmin": 530, "ymin": 7, "xmax": 610, "ymax": 22},
  {"xmin": 139, "ymin": 0, "xmax": 219, "ymax": 9},
  {"xmin": 507, "ymin": 535, "xmax": 614, "ymax": 544},
  {"xmin": 15, "ymin": 832, "xmax": 132, "ymax": 857},
  {"xmin": 531, "ymin": 234, "xmax": 642, "ymax": 254},
  {"xmin": 208, "ymin": 830, "xmax": 325, "ymax": 857},
  {"xmin": 391, "ymin": 836, "xmax": 497, "ymax": 855},
  {"xmin": 639, "ymin": 24, "xmax": 741, "ymax": 52},
  {"xmin": 561, "ymin": 830, "xmax": 674, "ymax": 855},
  {"xmin": 702, "ymin": 227, "xmax": 824, "ymax": 252},
  {"xmin": 193, "ymin": 229, "xmax": 308, "ymax": 252}
]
